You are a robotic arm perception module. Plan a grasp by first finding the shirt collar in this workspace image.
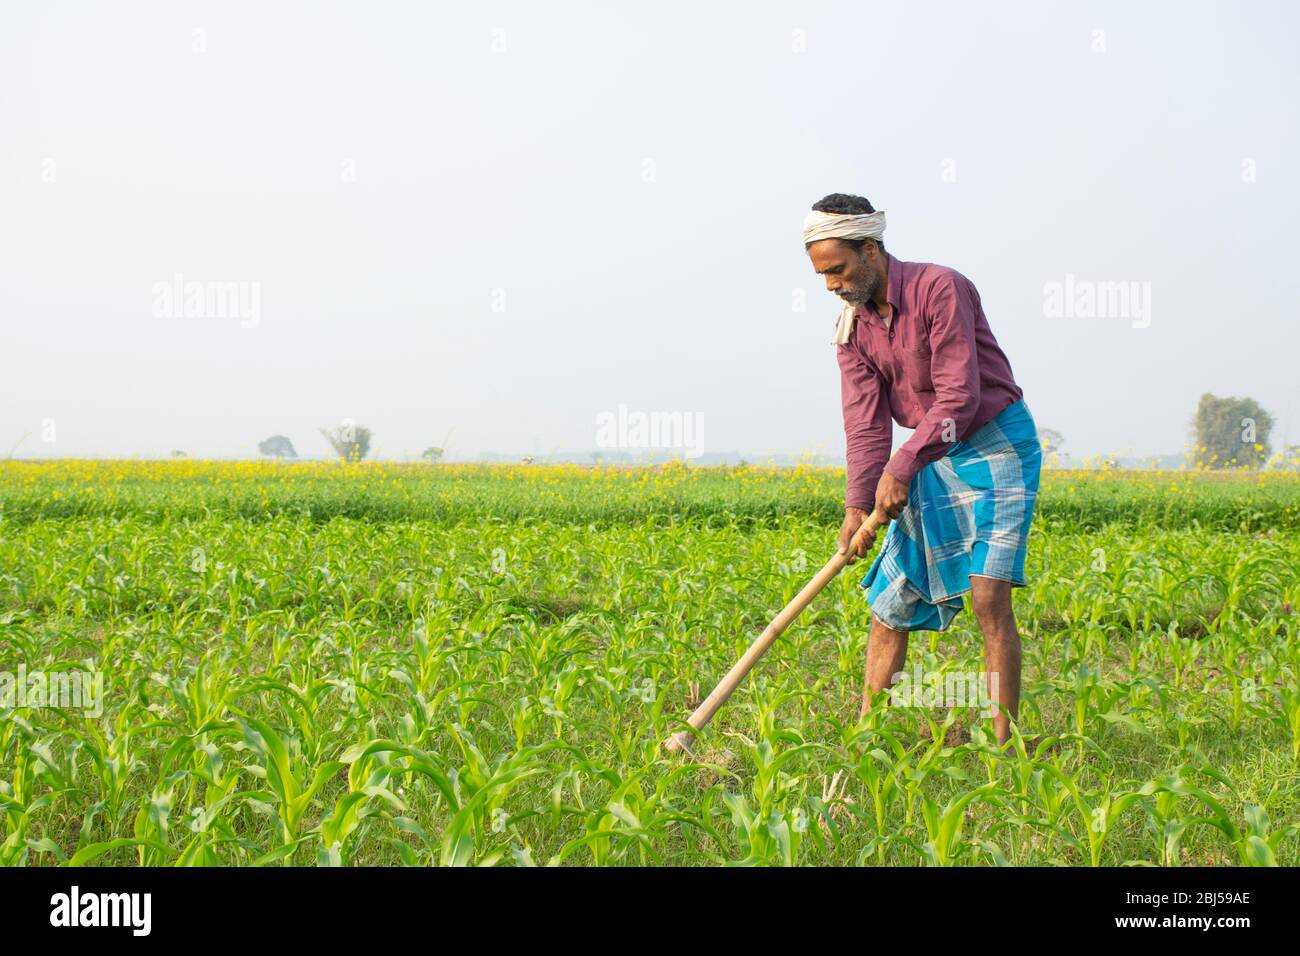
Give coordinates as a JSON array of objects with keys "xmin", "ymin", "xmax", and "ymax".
[{"xmin": 885, "ymin": 253, "xmax": 903, "ymax": 314}]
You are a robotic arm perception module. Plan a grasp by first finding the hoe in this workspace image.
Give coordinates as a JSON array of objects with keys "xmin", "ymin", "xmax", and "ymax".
[{"xmin": 664, "ymin": 508, "xmax": 889, "ymax": 755}]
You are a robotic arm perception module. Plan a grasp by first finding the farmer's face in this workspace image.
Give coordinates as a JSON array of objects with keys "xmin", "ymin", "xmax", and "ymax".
[{"xmin": 808, "ymin": 239, "xmax": 885, "ymax": 307}]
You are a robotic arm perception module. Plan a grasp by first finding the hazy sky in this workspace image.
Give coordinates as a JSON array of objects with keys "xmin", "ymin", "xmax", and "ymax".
[{"xmin": 2, "ymin": 1, "xmax": 1297, "ymax": 461}]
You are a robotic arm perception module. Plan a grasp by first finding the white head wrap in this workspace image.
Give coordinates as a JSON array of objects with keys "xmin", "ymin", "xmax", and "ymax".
[{"xmin": 801, "ymin": 209, "xmax": 887, "ymax": 345}]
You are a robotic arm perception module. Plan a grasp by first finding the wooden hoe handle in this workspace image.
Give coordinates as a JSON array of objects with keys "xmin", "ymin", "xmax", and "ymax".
[{"xmin": 664, "ymin": 508, "xmax": 890, "ymax": 755}]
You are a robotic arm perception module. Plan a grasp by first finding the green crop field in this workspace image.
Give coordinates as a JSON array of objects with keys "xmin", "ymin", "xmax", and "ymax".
[{"xmin": 1, "ymin": 460, "xmax": 1298, "ymax": 866}]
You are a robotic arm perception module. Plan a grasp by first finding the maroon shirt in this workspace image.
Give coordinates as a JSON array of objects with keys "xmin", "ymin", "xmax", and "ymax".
[{"xmin": 837, "ymin": 253, "xmax": 1023, "ymax": 511}]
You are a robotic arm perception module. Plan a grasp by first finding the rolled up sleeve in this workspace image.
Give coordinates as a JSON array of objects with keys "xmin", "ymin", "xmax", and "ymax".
[
  {"xmin": 885, "ymin": 274, "xmax": 982, "ymax": 484},
  {"xmin": 838, "ymin": 346, "xmax": 892, "ymax": 511}
]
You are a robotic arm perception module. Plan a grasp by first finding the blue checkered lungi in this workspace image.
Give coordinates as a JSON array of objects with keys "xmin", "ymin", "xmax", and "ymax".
[{"xmin": 860, "ymin": 399, "xmax": 1042, "ymax": 632}]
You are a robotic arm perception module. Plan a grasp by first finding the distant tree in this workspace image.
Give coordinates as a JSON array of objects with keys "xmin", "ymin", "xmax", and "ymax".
[
  {"xmin": 1038, "ymin": 428, "xmax": 1065, "ymax": 456},
  {"xmin": 1193, "ymin": 394, "xmax": 1273, "ymax": 469},
  {"xmin": 258, "ymin": 435, "xmax": 298, "ymax": 459},
  {"xmin": 421, "ymin": 429, "xmax": 453, "ymax": 464},
  {"xmin": 171, "ymin": 450, "xmax": 187, "ymax": 458},
  {"xmin": 521, "ymin": 455, "xmax": 536, "ymax": 465},
  {"xmin": 320, "ymin": 423, "xmax": 373, "ymax": 462}
]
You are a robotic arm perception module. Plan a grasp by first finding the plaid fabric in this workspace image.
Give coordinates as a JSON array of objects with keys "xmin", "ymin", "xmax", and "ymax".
[{"xmin": 860, "ymin": 400, "xmax": 1042, "ymax": 632}]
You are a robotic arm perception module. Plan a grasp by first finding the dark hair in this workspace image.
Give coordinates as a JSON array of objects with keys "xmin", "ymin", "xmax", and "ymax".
[{"xmin": 807, "ymin": 193, "xmax": 885, "ymax": 253}]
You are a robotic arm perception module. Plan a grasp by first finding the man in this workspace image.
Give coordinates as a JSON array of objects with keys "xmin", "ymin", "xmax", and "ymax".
[{"xmin": 803, "ymin": 193, "xmax": 1041, "ymax": 746}]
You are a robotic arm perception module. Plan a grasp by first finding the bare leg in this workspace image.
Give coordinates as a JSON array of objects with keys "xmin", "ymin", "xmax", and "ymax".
[
  {"xmin": 860, "ymin": 615, "xmax": 909, "ymax": 718},
  {"xmin": 970, "ymin": 575, "xmax": 1021, "ymax": 745}
]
